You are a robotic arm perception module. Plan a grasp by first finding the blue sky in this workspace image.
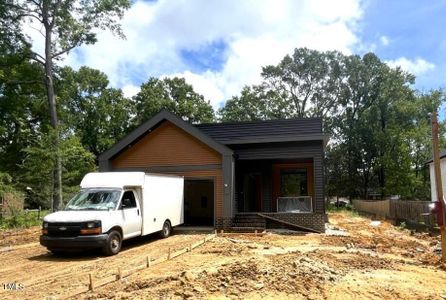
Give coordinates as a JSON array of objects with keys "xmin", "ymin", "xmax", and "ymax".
[
  {"xmin": 24, "ymin": 0, "xmax": 446, "ymax": 109},
  {"xmin": 357, "ymin": 0, "xmax": 446, "ymax": 92}
]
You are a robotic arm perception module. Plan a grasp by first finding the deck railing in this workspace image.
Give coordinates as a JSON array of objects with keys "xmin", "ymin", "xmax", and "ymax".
[{"xmin": 277, "ymin": 196, "xmax": 312, "ymax": 213}]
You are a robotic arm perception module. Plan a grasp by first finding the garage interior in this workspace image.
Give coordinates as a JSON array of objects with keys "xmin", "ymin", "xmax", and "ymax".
[{"xmin": 183, "ymin": 179, "xmax": 214, "ymax": 226}]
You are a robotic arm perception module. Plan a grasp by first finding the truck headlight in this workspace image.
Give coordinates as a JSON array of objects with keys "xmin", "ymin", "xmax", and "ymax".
[
  {"xmin": 81, "ymin": 221, "xmax": 102, "ymax": 235},
  {"xmin": 42, "ymin": 222, "xmax": 49, "ymax": 235},
  {"xmin": 87, "ymin": 222, "xmax": 97, "ymax": 228}
]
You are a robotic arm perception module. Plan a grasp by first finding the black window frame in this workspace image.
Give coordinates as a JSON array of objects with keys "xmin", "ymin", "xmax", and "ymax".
[{"xmin": 120, "ymin": 190, "xmax": 137, "ymax": 209}]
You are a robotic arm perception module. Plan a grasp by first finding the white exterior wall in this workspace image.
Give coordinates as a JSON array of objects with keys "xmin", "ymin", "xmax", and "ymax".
[
  {"xmin": 141, "ymin": 174, "xmax": 184, "ymax": 235},
  {"xmin": 429, "ymin": 159, "xmax": 446, "ymax": 202}
]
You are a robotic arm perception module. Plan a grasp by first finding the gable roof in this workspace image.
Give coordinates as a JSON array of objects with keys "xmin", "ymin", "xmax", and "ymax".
[
  {"xmin": 99, "ymin": 110, "xmax": 233, "ymax": 161},
  {"xmin": 195, "ymin": 118, "xmax": 329, "ymax": 145}
]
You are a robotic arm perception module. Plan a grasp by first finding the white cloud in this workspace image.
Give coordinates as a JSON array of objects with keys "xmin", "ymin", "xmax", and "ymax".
[
  {"xmin": 24, "ymin": 0, "xmax": 364, "ymax": 108},
  {"xmin": 386, "ymin": 57, "xmax": 435, "ymax": 76},
  {"xmin": 380, "ymin": 35, "xmax": 389, "ymax": 46},
  {"xmin": 122, "ymin": 84, "xmax": 140, "ymax": 98}
]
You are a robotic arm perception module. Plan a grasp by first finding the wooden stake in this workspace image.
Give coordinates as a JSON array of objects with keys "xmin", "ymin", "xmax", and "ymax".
[
  {"xmin": 147, "ymin": 256, "xmax": 151, "ymax": 268},
  {"xmin": 220, "ymin": 229, "xmax": 224, "ymax": 235},
  {"xmin": 431, "ymin": 111, "xmax": 446, "ymax": 262},
  {"xmin": 168, "ymin": 248, "xmax": 171, "ymax": 259},
  {"xmin": 254, "ymin": 230, "xmax": 258, "ymax": 236},
  {"xmin": 117, "ymin": 267, "xmax": 122, "ymax": 280},
  {"xmin": 88, "ymin": 273, "xmax": 94, "ymax": 291}
]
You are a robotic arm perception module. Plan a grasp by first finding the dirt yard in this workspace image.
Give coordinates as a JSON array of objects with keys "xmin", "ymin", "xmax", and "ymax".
[{"xmin": 1, "ymin": 212, "xmax": 446, "ymax": 299}]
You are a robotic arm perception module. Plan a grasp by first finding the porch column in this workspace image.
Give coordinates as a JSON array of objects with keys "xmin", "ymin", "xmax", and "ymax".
[{"xmin": 222, "ymin": 154, "xmax": 235, "ymax": 219}]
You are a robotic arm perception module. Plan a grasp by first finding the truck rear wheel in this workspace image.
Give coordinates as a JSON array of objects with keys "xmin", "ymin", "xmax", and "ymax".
[
  {"xmin": 102, "ymin": 230, "xmax": 122, "ymax": 256},
  {"xmin": 160, "ymin": 221, "xmax": 171, "ymax": 238}
]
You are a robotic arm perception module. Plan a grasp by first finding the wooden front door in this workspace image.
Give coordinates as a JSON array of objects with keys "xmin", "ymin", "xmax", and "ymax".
[{"xmin": 272, "ymin": 163, "xmax": 314, "ymax": 212}]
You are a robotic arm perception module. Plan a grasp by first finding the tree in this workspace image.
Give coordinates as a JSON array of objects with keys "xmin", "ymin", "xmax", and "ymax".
[
  {"xmin": 1, "ymin": 0, "xmax": 130, "ymax": 210},
  {"xmin": 19, "ymin": 129, "xmax": 96, "ymax": 209},
  {"xmin": 132, "ymin": 77, "xmax": 215, "ymax": 126},
  {"xmin": 220, "ymin": 47, "xmax": 444, "ymax": 200},
  {"xmin": 58, "ymin": 66, "xmax": 134, "ymax": 156},
  {"xmin": 261, "ymin": 48, "xmax": 344, "ymax": 119},
  {"xmin": 218, "ymin": 48, "xmax": 345, "ymax": 133}
]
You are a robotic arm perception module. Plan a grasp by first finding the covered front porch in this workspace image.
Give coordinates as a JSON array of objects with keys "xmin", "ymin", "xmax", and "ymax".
[
  {"xmin": 235, "ymin": 159, "xmax": 315, "ymax": 214},
  {"xmin": 231, "ymin": 158, "xmax": 326, "ymax": 233}
]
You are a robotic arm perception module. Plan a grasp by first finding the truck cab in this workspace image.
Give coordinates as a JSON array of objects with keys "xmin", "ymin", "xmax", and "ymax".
[{"xmin": 40, "ymin": 172, "xmax": 183, "ymax": 255}]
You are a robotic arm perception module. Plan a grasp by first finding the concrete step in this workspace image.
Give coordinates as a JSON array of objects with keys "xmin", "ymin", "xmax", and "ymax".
[
  {"xmin": 233, "ymin": 222, "xmax": 264, "ymax": 226},
  {"xmin": 228, "ymin": 227, "xmax": 265, "ymax": 232},
  {"xmin": 233, "ymin": 219, "xmax": 265, "ymax": 223}
]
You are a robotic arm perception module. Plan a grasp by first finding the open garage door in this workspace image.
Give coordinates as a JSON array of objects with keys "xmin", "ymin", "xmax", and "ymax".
[{"xmin": 184, "ymin": 179, "xmax": 214, "ymax": 226}]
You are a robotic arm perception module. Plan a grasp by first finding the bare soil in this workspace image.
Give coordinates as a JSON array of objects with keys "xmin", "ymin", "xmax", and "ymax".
[{"xmin": 1, "ymin": 212, "xmax": 446, "ymax": 299}]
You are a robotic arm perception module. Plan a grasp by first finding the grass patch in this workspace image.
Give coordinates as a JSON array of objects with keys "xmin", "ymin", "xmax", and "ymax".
[
  {"xmin": 0, "ymin": 210, "xmax": 49, "ymax": 229},
  {"xmin": 327, "ymin": 203, "xmax": 360, "ymax": 217}
]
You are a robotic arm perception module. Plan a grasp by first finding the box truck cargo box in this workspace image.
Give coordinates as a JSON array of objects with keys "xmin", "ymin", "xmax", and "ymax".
[{"xmin": 40, "ymin": 172, "xmax": 184, "ymax": 255}]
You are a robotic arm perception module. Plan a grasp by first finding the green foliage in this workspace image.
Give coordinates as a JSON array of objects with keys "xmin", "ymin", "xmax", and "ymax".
[
  {"xmin": 133, "ymin": 77, "xmax": 215, "ymax": 126},
  {"xmin": 2, "ymin": 0, "xmax": 131, "ymax": 60},
  {"xmin": 19, "ymin": 129, "xmax": 96, "ymax": 209},
  {"xmin": 0, "ymin": 173, "xmax": 13, "ymax": 192},
  {"xmin": 326, "ymin": 203, "xmax": 359, "ymax": 217},
  {"xmin": 0, "ymin": 210, "xmax": 49, "ymax": 229},
  {"xmin": 220, "ymin": 47, "xmax": 445, "ymax": 200},
  {"xmin": 398, "ymin": 221, "xmax": 407, "ymax": 230},
  {"xmin": 58, "ymin": 66, "xmax": 135, "ymax": 156}
]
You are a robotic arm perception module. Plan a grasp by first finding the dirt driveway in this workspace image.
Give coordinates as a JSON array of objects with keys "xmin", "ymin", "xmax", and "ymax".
[
  {"xmin": 0, "ymin": 230, "xmax": 209, "ymax": 299},
  {"xmin": 83, "ymin": 213, "xmax": 446, "ymax": 300},
  {"xmin": 1, "ymin": 212, "xmax": 446, "ymax": 299}
]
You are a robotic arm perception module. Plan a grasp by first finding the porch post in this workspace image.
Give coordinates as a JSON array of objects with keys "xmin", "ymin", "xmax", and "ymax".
[{"xmin": 222, "ymin": 154, "xmax": 235, "ymax": 220}]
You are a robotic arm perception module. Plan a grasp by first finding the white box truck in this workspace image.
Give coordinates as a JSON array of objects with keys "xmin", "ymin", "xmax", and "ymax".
[{"xmin": 40, "ymin": 172, "xmax": 184, "ymax": 255}]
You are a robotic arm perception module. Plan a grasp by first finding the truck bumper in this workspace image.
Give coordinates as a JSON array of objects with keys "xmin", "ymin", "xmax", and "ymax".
[{"xmin": 40, "ymin": 234, "xmax": 108, "ymax": 250}]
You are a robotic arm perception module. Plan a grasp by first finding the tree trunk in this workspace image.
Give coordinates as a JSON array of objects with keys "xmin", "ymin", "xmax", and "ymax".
[{"xmin": 43, "ymin": 2, "xmax": 62, "ymax": 211}]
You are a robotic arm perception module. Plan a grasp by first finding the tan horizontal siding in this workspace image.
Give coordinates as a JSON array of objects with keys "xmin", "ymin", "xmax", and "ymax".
[
  {"xmin": 112, "ymin": 121, "xmax": 222, "ymax": 168},
  {"xmin": 111, "ymin": 120, "xmax": 223, "ymax": 219}
]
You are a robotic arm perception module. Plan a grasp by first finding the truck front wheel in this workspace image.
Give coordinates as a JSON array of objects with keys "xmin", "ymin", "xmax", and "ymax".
[
  {"xmin": 102, "ymin": 230, "xmax": 122, "ymax": 256},
  {"xmin": 160, "ymin": 221, "xmax": 171, "ymax": 238}
]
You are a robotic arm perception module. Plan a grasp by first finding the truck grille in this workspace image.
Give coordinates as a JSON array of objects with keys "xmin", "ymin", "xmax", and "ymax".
[{"xmin": 47, "ymin": 222, "xmax": 82, "ymax": 237}]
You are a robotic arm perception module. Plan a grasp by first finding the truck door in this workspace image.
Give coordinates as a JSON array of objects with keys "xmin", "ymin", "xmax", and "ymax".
[{"xmin": 120, "ymin": 190, "xmax": 142, "ymax": 238}]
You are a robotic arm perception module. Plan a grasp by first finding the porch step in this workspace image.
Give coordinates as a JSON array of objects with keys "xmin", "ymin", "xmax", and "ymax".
[
  {"xmin": 228, "ymin": 227, "xmax": 265, "ymax": 233},
  {"xmin": 232, "ymin": 213, "xmax": 266, "ymax": 231},
  {"xmin": 232, "ymin": 223, "xmax": 266, "ymax": 228}
]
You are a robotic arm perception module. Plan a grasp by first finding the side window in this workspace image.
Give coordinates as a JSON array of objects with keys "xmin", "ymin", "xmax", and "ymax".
[{"xmin": 121, "ymin": 191, "xmax": 137, "ymax": 209}]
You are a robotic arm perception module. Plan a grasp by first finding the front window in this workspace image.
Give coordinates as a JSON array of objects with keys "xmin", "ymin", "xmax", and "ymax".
[
  {"xmin": 280, "ymin": 169, "xmax": 308, "ymax": 197},
  {"xmin": 65, "ymin": 189, "xmax": 121, "ymax": 211}
]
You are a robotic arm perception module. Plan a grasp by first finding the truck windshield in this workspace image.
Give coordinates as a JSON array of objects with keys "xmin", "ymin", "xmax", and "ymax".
[{"xmin": 65, "ymin": 189, "xmax": 121, "ymax": 211}]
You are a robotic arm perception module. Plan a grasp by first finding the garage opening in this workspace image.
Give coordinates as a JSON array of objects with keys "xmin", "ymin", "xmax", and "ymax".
[{"xmin": 184, "ymin": 179, "xmax": 214, "ymax": 226}]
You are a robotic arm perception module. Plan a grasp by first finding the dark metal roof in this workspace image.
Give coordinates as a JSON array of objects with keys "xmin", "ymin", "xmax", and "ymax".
[
  {"xmin": 99, "ymin": 111, "xmax": 329, "ymax": 162},
  {"xmin": 195, "ymin": 118, "xmax": 328, "ymax": 145},
  {"xmin": 99, "ymin": 110, "xmax": 233, "ymax": 161}
]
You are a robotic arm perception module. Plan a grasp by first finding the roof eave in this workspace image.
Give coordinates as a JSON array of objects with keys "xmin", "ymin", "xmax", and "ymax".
[{"xmin": 220, "ymin": 134, "xmax": 330, "ymax": 146}]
